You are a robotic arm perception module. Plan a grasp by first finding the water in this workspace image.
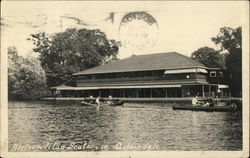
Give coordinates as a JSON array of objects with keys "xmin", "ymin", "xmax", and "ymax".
[{"xmin": 8, "ymin": 101, "xmax": 242, "ymax": 151}]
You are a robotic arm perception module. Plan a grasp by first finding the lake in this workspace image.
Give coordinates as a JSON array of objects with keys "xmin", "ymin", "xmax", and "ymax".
[{"xmin": 8, "ymin": 101, "xmax": 242, "ymax": 151}]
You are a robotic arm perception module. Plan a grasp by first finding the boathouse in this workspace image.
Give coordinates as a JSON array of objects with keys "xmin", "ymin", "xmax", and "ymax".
[{"xmin": 52, "ymin": 52, "xmax": 229, "ymax": 98}]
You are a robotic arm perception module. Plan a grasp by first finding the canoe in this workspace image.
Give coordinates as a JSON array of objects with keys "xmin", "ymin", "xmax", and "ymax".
[
  {"xmin": 172, "ymin": 103, "xmax": 237, "ymax": 112},
  {"xmin": 108, "ymin": 101, "xmax": 124, "ymax": 106},
  {"xmin": 80, "ymin": 101, "xmax": 124, "ymax": 106},
  {"xmin": 80, "ymin": 101, "xmax": 97, "ymax": 106}
]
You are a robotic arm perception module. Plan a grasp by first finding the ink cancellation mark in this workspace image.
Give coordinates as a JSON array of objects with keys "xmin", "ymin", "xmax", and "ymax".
[{"xmin": 119, "ymin": 11, "xmax": 159, "ymax": 50}]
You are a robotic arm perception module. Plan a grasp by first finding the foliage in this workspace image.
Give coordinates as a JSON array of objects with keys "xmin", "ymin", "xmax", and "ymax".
[
  {"xmin": 212, "ymin": 27, "xmax": 242, "ymax": 52},
  {"xmin": 212, "ymin": 27, "xmax": 242, "ymax": 96},
  {"xmin": 8, "ymin": 47, "xmax": 49, "ymax": 100},
  {"xmin": 190, "ymin": 27, "xmax": 242, "ymax": 96},
  {"xmin": 29, "ymin": 28, "xmax": 120, "ymax": 87},
  {"xmin": 191, "ymin": 47, "xmax": 225, "ymax": 68}
]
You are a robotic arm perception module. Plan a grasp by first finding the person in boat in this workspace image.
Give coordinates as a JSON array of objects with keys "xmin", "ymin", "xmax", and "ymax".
[
  {"xmin": 192, "ymin": 96, "xmax": 202, "ymax": 106},
  {"xmin": 96, "ymin": 96, "xmax": 101, "ymax": 106},
  {"xmin": 108, "ymin": 95, "xmax": 113, "ymax": 100},
  {"xmin": 208, "ymin": 98, "xmax": 214, "ymax": 107},
  {"xmin": 107, "ymin": 95, "xmax": 113, "ymax": 104},
  {"xmin": 88, "ymin": 95, "xmax": 94, "ymax": 103},
  {"xmin": 203, "ymin": 102, "xmax": 210, "ymax": 107},
  {"xmin": 230, "ymin": 103, "xmax": 238, "ymax": 110}
]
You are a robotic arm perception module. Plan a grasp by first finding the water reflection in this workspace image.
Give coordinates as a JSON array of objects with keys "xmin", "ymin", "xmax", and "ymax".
[{"xmin": 8, "ymin": 101, "xmax": 242, "ymax": 151}]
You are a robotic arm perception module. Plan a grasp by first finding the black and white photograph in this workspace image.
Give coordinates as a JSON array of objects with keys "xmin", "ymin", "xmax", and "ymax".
[{"xmin": 1, "ymin": 1, "xmax": 249, "ymax": 158}]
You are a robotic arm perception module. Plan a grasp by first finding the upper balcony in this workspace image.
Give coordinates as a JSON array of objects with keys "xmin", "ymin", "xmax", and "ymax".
[
  {"xmin": 76, "ymin": 73, "xmax": 208, "ymax": 87},
  {"xmin": 74, "ymin": 68, "xmax": 227, "ymax": 87}
]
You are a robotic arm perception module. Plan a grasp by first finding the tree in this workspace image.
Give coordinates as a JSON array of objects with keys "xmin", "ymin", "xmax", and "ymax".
[
  {"xmin": 212, "ymin": 27, "xmax": 242, "ymax": 97},
  {"xmin": 191, "ymin": 47, "xmax": 225, "ymax": 68},
  {"xmin": 8, "ymin": 47, "xmax": 49, "ymax": 100},
  {"xmin": 8, "ymin": 46, "xmax": 18, "ymax": 60},
  {"xmin": 30, "ymin": 28, "xmax": 120, "ymax": 87}
]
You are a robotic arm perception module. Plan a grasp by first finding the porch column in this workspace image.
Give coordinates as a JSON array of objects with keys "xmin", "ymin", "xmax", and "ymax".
[
  {"xmin": 136, "ymin": 89, "xmax": 139, "ymax": 98},
  {"xmin": 202, "ymin": 85, "xmax": 205, "ymax": 98},
  {"xmin": 150, "ymin": 89, "xmax": 152, "ymax": 98},
  {"xmin": 119, "ymin": 90, "xmax": 122, "ymax": 98},
  {"xmin": 216, "ymin": 85, "xmax": 219, "ymax": 98},
  {"xmin": 99, "ymin": 90, "xmax": 101, "ymax": 97},
  {"xmin": 123, "ymin": 89, "xmax": 125, "ymax": 98},
  {"xmin": 165, "ymin": 88, "xmax": 168, "ymax": 98},
  {"xmin": 208, "ymin": 85, "xmax": 211, "ymax": 96}
]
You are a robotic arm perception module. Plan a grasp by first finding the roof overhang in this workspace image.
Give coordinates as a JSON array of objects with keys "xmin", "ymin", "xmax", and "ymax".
[
  {"xmin": 73, "ymin": 66, "xmax": 209, "ymax": 76},
  {"xmin": 218, "ymin": 84, "xmax": 229, "ymax": 88},
  {"xmin": 164, "ymin": 68, "xmax": 207, "ymax": 74},
  {"xmin": 50, "ymin": 84, "xmax": 72, "ymax": 89},
  {"xmin": 54, "ymin": 84, "xmax": 182, "ymax": 90}
]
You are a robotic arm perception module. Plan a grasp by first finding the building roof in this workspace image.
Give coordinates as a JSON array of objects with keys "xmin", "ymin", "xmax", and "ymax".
[{"xmin": 73, "ymin": 52, "xmax": 207, "ymax": 75}]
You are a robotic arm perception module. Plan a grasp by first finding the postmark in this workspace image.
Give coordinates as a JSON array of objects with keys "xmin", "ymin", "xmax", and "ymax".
[{"xmin": 119, "ymin": 11, "xmax": 159, "ymax": 50}]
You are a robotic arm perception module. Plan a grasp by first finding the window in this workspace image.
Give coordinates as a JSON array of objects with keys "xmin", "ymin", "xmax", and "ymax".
[
  {"xmin": 78, "ymin": 76, "xmax": 87, "ymax": 79},
  {"xmin": 138, "ymin": 71, "xmax": 144, "ymax": 77},
  {"xmin": 130, "ymin": 72, "xmax": 136, "ymax": 77},
  {"xmin": 210, "ymin": 71, "xmax": 216, "ymax": 77},
  {"xmin": 117, "ymin": 73, "xmax": 122, "ymax": 78},
  {"xmin": 219, "ymin": 71, "xmax": 223, "ymax": 77},
  {"xmin": 144, "ymin": 71, "xmax": 152, "ymax": 77}
]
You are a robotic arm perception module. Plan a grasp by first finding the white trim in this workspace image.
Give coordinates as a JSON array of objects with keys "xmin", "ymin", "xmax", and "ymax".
[
  {"xmin": 164, "ymin": 68, "xmax": 207, "ymax": 74},
  {"xmin": 218, "ymin": 84, "xmax": 229, "ymax": 88},
  {"xmin": 219, "ymin": 71, "xmax": 223, "ymax": 77},
  {"xmin": 56, "ymin": 84, "xmax": 181, "ymax": 90},
  {"xmin": 210, "ymin": 71, "xmax": 216, "ymax": 77},
  {"xmin": 73, "ymin": 66, "xmax": 210, "ymax": 76}
]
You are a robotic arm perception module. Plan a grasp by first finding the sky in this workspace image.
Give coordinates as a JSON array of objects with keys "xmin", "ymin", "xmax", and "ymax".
[{"xmin": 1, "ymin": 1, "xmax": 248, "ymax": 59}]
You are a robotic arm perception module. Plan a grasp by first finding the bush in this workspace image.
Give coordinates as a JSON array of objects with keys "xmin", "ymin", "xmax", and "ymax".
[{"xmin": 8, "ymin": 47, "xmax": 49, "ymax": 100}]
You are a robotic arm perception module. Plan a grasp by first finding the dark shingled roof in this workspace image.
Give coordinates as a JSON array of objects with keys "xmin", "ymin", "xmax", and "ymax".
[{"xmin": 73, "ymin": 52, "xmax": 206, "ymax": 75}]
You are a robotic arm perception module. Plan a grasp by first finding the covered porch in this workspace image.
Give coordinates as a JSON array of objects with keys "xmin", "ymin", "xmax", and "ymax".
[{"xmin": 50, "ymin": 84, "xmax": 229, "ymax": 98}]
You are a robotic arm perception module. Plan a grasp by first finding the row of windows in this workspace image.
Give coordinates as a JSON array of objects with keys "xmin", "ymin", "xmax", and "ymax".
[
  {"xmin": 58, "ymin": 88, "xmax": 183, "ymax": 98},
  {"xmin": 164, "ymin": 73, "xmax": 205, "ymax": 79},
  {"xmin": 77, "ymin": 71, "xmax": 224, "ymax": 80},
  {"xmin": 77, "ymin": 70, "xmax": 164, "ymax": 79}
]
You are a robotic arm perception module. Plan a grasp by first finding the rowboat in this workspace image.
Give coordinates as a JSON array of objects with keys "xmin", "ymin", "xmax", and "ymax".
[
  {"xmin": 80, "ymin": 100, "xmax": 124, "ymax": 106},
  {"xmin": 172, "ymin": 103, "xmax": 237, "ymax": 112}
]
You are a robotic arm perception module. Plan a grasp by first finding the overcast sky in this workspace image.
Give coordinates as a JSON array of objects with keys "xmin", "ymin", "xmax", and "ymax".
[{"xmin": 1, "ymin": 1, "xmax": 248, "ymax": 59}]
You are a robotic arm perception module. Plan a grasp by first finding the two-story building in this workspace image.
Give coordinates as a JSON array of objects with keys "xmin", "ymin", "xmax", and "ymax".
[{"xmin": 51, "ymin": 52, "xmax": 229, "ymax": 98}]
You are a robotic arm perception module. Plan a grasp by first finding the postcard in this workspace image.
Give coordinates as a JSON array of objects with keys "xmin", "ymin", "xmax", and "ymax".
[{"xmin": 1, "ymin": 1, "xmax": 249, "ymax": 158}]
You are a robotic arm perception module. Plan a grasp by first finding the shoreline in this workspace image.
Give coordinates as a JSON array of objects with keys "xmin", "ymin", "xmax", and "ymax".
[
  {"xmin": 40, "ymin": 97, "xmax": 242, "ymax": 106},
  {"xmin": 41, "ymin": 97, "xmax": 242, "ymax": 100}
]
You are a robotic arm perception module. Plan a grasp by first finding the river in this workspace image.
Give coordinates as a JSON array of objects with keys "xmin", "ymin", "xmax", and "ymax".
[{"xmin": 8, "ymin": 101, "xmax": 242, "ymax": 151}]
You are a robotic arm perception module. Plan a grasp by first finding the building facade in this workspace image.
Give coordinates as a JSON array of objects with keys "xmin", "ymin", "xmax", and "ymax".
[{"xmin": 51, "ymin": 52, "xmax": 229, "ymax": 98}]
